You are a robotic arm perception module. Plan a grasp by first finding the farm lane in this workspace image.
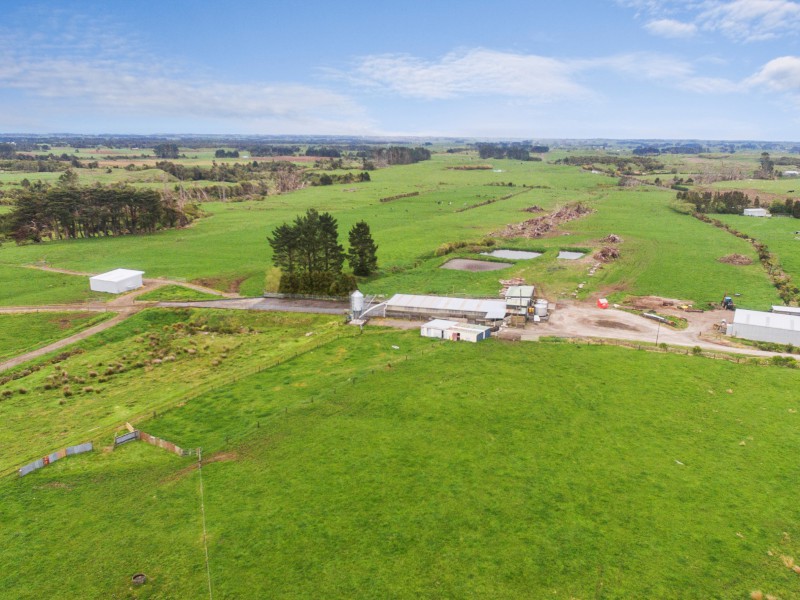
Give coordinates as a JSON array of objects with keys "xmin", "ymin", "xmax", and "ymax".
[{"xmin": 22, "ymin": 264, "xmax": 239, "ymax": 298}]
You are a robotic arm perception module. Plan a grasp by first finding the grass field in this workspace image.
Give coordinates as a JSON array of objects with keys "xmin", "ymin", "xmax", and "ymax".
[
  {"xmin": 0, "ymin": 311, "xmax": 114, "ymax": 362},
  {"xmin": 2, "ymin": 310, "xmax": 800, "ymax": 598},
  {"xmin": 0, "ymin": 265, "xmax": 108, "ymax": 306},
  {"xmin": 135, "ymin": 284, "xmax": 222, "ymax": 302},
  {"xmin": 0, "ymin": 154, "xmax": 785, "ymax": 306}
]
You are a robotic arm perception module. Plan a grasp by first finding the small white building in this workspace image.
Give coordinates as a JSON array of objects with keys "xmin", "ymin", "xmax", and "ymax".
[
  {"xmin": 89, "ymin": 268, "xmax": 145, "ymax": 294},
  {"xmin": 445, "ymin": 323, "xmax": 492, "ymax": 343},
  {"xmin": 783, "ymin": 170, "xmax": 799, "ymax": 178},
  {"xmin": 420, "ymin": 319, "xmax": 459, "ymax": 339},
  {"xmin": 743, "ymin": 208, "xmax": 770, "ymax": 217},
  {"xmin": 505, "ymin": 285, "xmax": 535, "ymax": 315},
  {"xmin": 726, "ymin": 308, "xmax": 800, "ymax": 345}
]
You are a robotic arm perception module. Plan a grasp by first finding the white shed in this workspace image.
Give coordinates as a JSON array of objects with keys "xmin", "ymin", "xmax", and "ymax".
[
  {"xmin": 743, "ymin": 208, "xmax": 770, "ymax": 217},
  {"xmin": 89, "ymin": 269, "xmax": 145, "ymax": 294},
  {"xmin": 726, "ymin": 309, "xmax": 800, "ymax": 345},
  {"xmin": 445, "ymin": 324, "xmax": 492, "ymax": 343},
  {"xmin": 421, "ymin": 319, "xmax": 459, "ymax": 339},
  {"xmin": 505, "ymin": 285, "xmax": 535, "ymax": 314},
  {"xmin": 783, "ymin": 170, "xmax": 799, "ymax": 177}
]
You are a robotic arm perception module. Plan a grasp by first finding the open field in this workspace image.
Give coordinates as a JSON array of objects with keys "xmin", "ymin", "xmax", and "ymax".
[
  {"xmin": 0, "ymin": 153, "xmax": 786, "ymax": 305},
  {"xmin": 0, "ymin": 265, "xmax": 108, "ymax": 306},
  {"xmin": 2, "ymin": 311, "xmax": 800, "ymax": 598},
  {"xmin": 0, "ymin": 311, "xmax": 113, "ymax": 362}
]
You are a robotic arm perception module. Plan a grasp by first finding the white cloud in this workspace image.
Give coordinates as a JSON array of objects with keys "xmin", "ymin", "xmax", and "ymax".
[
  {"xmin": 746, "ymin": 56, "xmax": 800, "ymax": 91},
  {"xmin": 645, "ymin": 18, "xmax": 698, "ymax": 38},
  {"xmin": 0, "ymin": 14, "xmax": 371, "ymax": 133},
  {"xmin": 698, "ymin": 0, "xmax": 800, "ymax": 41},
  {"xmin": 345, "ymin": 48, "xmax": 588, "ymax": 101},
  {"xmin": 624, "ymin": 0, "xmax": 800, "ymax": 42}
]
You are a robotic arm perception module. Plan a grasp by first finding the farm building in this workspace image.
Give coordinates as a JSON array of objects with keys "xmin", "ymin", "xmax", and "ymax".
[
  {"xmin": 743, "ymin": 208, "xmax": 770, "ymax": 217},
  {"xmin": 505, "ymin": 285, "xmax": 535, "ymax": 315},
  {"xmin": 783, "ymin": 170, "xmax": 799, "ymax": 177},
  {"xmin": 772, "ymin": 306, "xmax": 800, "ymax": 317},
  {"xmin": 385, "ymin": 294, "xmax": 507, "ymax": 323},
  {"xmin": 446, "ymin": 324, "xmax": 492, "ymax": 342},
  {"xmin": 726, "ymin": 309, "xmax": 800, "ymax": 345},
  {"xmin": 420, "ymin": 319, "xmax": 459, "ymax": 339},
  {"xmin": 89, "ymin": 269, "xmax": 145, "ymax": 294}
]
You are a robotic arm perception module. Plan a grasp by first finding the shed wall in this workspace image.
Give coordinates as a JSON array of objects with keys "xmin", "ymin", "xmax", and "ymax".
[{"xmin": 727, "ymin": 323, "xmax": 800, "ymax": 345}]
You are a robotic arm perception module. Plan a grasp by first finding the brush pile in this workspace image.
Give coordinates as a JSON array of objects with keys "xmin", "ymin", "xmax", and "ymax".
[
  {"xmin": 594, "ymin": 246, "xmax": 621, "ymax": 262},
  {"xmin": 496, "ymin": 202, "xmax": 593, "ymax": 238},
  {"xmin": 718, "ymin": 254, "xmax": 753, "ymax": 265},
  {"xmin": 601, "ymin": 234, "xmax": 623, "ymax": 243}
]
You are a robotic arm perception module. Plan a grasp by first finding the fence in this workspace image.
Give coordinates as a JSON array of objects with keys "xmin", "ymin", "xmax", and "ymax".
[
  {"xmin": 114, "ymin": 429, "xmax": 192, "ymax": 457},
  {"xmin": 18, "ymin": 442, "xmax": 93, "ymax": 477}
]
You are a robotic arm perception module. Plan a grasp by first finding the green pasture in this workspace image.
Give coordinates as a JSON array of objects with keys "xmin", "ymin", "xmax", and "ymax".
[
  {"xmin": 0, "ymin": 311, "xmax": 113, "ymax": 362},
  {"xmin": 0, "ymin": 265, "xmax": 107, "ymax": 306},
  {"xmin": 135, "ymin": 284, "xmax": 222, "ymax": 302},
  {"xmin": 0, "ymin": 153, "xmax": 786, "ymax": 306},
  {"xmin": 716, "ymin": 214, "xmax": 800, "ymax": 283},
  {"xmin": 0, "ymin": 309, "xmax": 348, "ymax": 475},
  {"xmin": 2, "ymin": 314, "xmax": 800, "ymax": 598}
]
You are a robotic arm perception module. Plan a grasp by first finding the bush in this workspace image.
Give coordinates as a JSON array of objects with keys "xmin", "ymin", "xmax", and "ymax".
[{"xmin": 692, "ymin": 346, "xmax": 702, "ymax": 355}]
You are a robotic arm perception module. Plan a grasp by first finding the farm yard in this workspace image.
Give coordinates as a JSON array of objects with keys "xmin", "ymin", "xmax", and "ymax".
[{"xmin": 2, "ymin": 140, "xmax": 800, "ymax": 598}]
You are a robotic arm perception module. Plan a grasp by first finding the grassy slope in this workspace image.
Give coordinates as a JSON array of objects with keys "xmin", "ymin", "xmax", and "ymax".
[
  {"xmin": 0, "ymin": 311, "xmax": 114, "ymax": 362},
  {"xmin": 0, "ymin": 265, "xmax": 108, "ymax": 306},
  {"xmin": 2, "ymin": 323, "xmax": 800, "ymax": 598},
  {"xmin": 0, "ymin": 309, "xmax": 349, "ymax": 475},
  {"xmin": 1, "ymin": 155, "xmax": 781, "ymax": 305},
  {"xmin": 134, "ymin": 284, "xmax": 221, "ymax": 302}
]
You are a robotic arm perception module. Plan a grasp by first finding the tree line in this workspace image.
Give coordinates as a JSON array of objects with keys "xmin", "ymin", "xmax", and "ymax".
[
  {"xmin": 3, "ymin": 183, "xmax": 199, "ymax": 243},
  {"xmin": 676, "ymin": 189, "xmax": 800, "ymax": 217},
  {"xmin": 268, "ymin": 209, "xmax": 378, "ymax": 295},
  {"xmin": 475, "ymin": 143, "xmax": 549, "ymax": 161}
]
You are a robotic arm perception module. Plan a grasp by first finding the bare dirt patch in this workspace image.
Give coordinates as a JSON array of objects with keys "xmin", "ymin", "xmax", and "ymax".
[
  {"xmin": 192, "ymin": 276, "xmax": 246, "ymax": 293},
  {"xmin": 718, "ymin": 253, "xmax": 753, "ymax": 265},
  {"xmin": 594, "ymin": 319, "xmax": 641, "ymax": 331},
  {"xmin": 441, "ymin": 258, "xmax": 512, "ymax": 272},
  {"xmin": 496, "ymin": 202, "xmax": 594, "ymax": 238}
]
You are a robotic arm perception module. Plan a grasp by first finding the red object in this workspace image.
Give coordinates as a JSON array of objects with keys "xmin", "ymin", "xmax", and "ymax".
[
  {"xmin": 43, "ymin": 456, "xmax": 50, "ymax": 465},
  {"xmin": 597, "ymin": 298, "xmax": 609, "ymax": 309}
]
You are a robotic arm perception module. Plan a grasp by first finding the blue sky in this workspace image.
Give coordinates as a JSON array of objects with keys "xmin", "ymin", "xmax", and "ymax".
[{"xmin": 1, "ymin": 0, "xmax": 800, "ymax": 139}]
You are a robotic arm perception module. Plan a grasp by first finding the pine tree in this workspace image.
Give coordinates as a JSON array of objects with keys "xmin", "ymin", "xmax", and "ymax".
[{"xmin": 347, "ymin": 221, "xmax": 378, "ymax": 276}]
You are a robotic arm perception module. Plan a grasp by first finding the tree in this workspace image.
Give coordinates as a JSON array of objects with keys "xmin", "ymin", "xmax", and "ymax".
[
  {"xmin": 267, "ymin": 209, "xmax": 351, "ymax": 295},
  {"xmin": 57, "ymin": 168, "xmax": 79, "ymax": 187},
  {"xmin": 153, "ymin": 143, "xmax": 180, "ymax": 159},
  {"xmin": 347, "ymin": 221, "xmax": 378, "ymax": 276},
  {"xmin": 758, "ymin": 152, "xmax": 775, "ymax": 179}
]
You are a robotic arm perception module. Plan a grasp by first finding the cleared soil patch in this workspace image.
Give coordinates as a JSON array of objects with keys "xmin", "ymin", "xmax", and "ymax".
[
  {"xmin": 481, "ymin": 249, "xmax": 542, "ymax": 260},
  {"xmin": 719, "ymin": 253, "xmax": 753, "ymax": 265},
  {"xmin": 440, "ymin": 258, "xmax": 512, "ymax": 272},
  {"xmin": 495, "ymin": 202, "xmax": 593, "ymax": 238},
  {"xmin": 594, "ymin": 319, "xmax": 641, "ymax": 331}
]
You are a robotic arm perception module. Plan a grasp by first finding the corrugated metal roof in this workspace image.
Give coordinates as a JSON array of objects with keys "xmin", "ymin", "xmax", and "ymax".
[
  {"xmin": 422, "ymin": 319, "xmax": 459, "ymax": 331},
  {"xmin": 387, "ymin": 294, "xmax": 507, "ymax": 319},
  {"xmin": 448, "ymin": 324, "xmax": 492, "ymax": 333},
  {"xmin": 90, "ymin": 268, "xmax": 145, "ymax": 283},
  {"xmin": 733, "ymin": 309, "xmax": 800, "ymax": 332},
  {"xmin": 772, "ymin": 306, "xmax": 800, "ymax": 316},
  {"xmin": 505, "ymin": 285, "xmax": 535, "ymax": 299}
]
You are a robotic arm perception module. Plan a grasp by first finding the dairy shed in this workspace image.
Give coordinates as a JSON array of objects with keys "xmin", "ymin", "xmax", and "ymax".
[
  {"xmin": 385, "ymin": 294, "xmax": 506, "ymax": 323},
  {"xmin": 726, "ymin": 309, "xmax": 800, "ymax": 345}
]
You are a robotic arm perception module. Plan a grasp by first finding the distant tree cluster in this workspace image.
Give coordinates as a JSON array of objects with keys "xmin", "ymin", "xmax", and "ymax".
[
  {"xmin": 268, "ymin": 209, "xmax": 377, "ymax": 295},
  {"xmin": 214, "ymin": 149, "xmax": 240, "ymax": 158},
  {"xmin": 305, "ymin": 146, "xmax": 342, "ymax": 158},
  {"xmin": 369, "ymin": 146, "xmax": 431, "ymax": 165},
  {"xmin": 312, "ymin": 172, "xmax": 371, "ymax": 186},
  {"xmin": 676, "ymin": 190, "xmax": 756, "ymax": 215},
  {"xmin": 246, "ymin": 145, "xmax": 301, "ymax": 157},
  {"xmin": 476, "ymin": 143, "xmax": 539, "ymax": 161},
  {"xmin": 152, "ymin": 143, "xmax": 181, "ymax": 159},
  {"xmin": 556, "ymin": 154, "xmax": 664, "ymax": 172},
  {"xmin": 6, "ymin": 183, "xmax": 197, "ymax": 243}
]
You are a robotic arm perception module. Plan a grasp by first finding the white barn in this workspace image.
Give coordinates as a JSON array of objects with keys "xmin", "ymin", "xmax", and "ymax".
[
  {"xmin": 726, "ymin": 309, "xmax": 800, "ymax": 345},
  {"xmin": 420, "ymin": 319, "xmax": 459, "ymax": 339},
  {"xmin": 385, "ymin": 294, "xmax": 507, "ymax": 323},
  {"xmin": 505, "ymin": 285, "xmax": 535, "ymax": 315},
  {"xmin": 89, "ymin": 269, "xmax": 145, "ymax": 294},
  {"xmin": 743, "ymin": 208, "xmax": 770, "ymax": 217}
]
